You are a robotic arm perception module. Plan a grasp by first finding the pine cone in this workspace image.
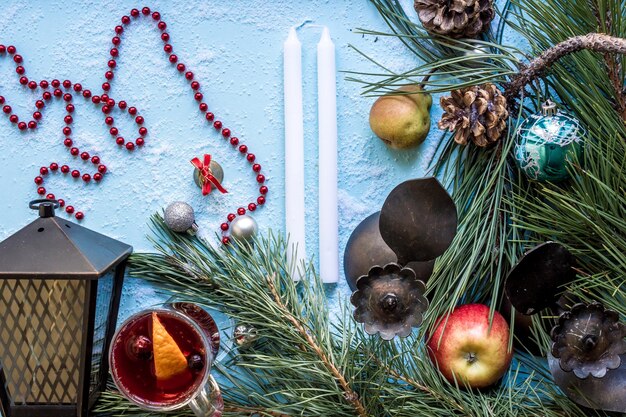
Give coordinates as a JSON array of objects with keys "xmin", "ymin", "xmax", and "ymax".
[
  {"xmin": 414, "ymin": 0, "xmax": 495, "ymax": 39},
  {"xmin": 438, "ymin": 83, "xmax": 508, "ymax": 147}
]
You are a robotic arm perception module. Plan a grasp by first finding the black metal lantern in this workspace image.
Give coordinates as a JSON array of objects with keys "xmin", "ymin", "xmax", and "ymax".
[{"xmin": 0, "ymin": 200, "xmax": 132, "ymax": 417}]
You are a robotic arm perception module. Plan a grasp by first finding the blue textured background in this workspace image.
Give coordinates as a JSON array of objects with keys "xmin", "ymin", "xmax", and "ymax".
[{"xmin": 0, "ymin": 0, "xmax": 441, "ymax": 323}]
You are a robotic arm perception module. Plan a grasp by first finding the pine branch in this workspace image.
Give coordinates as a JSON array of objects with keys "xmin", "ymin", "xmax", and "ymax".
[
  {"xmin": 590, "ymin": 1, "xmax": 626, "ymax": 121},
  {"xmin": 264, "ymin": 274, "xmax": 369, "ymax": 417},
  {"xmin": 504, "ymin": 33, "xmax": 626, "ymax": 101}
]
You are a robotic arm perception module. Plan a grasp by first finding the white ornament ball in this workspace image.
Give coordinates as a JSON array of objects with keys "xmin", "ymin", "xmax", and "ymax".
[{"xmin": 230, "ymin": 215, "xmax": 258, "ymax": 242}]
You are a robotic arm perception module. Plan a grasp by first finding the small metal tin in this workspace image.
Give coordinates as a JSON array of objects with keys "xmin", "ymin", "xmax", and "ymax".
[
  {"xmin": 351, "ymin": 263, "xmax": 429, "ymax": 340},
  {"xmin": 343, "ymin": 212, "xmax": 434, "ymax": 290},
  {"xmin": 550, "ymin": 302, "xmax": 626, "ymax": 379},
  {"xmin": 379, "ymin": 177, "xmax": 457, "ymax": 264},
  {"xmin": 504, "ymin": 242, "xmax": 576, "ymax": 315}
]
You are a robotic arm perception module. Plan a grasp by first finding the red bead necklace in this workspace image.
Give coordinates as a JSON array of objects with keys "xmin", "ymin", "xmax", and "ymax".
[{"xmin": 0, "ymin": 7, "xmax": 267, "ymax": 243}]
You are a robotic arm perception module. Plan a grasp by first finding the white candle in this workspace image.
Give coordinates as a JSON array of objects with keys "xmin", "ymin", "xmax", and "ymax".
[
  {"xmin": 284, "ymin": 27, "xmax": 306, "ymax": 279},
  {"xmin": 317, "ymin": 27, "xmax": 339, "ymax": 284}
]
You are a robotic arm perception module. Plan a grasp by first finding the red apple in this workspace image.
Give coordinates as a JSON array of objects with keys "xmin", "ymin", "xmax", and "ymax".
[{"xmin": 427, "ymin": 304, "xmax": 513, "ymax": 388}]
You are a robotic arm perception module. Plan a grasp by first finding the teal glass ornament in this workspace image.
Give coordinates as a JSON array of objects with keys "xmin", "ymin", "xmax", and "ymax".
[{"xmin": 514, "ymin": 101, "xmax": 585, "ymax": 182}]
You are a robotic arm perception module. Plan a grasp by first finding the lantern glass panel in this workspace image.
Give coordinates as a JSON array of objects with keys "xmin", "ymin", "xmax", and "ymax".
[
  {"xmin": 89, "ymin": 271, "xmax": 114, "ymax": 397},
  {"xmin": 0, "ymin": 278, "xmax": 85, "ymax": 406}
]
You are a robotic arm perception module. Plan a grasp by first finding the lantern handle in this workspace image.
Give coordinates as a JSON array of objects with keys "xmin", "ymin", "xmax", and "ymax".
[{"xmin": 29, "ymin": 199, "xmax": 60, "ymax": 218}]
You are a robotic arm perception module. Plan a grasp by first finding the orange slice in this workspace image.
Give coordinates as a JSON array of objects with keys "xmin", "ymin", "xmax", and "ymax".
[{"xmin": 152, "ymin": 312, "xmax": 188, "ymax": 381}]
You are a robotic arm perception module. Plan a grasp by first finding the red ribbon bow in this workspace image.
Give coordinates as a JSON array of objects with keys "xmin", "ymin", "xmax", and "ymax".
[{"xmin": 190, "ymin": 154, "xmax": 228, "ymax": 196}]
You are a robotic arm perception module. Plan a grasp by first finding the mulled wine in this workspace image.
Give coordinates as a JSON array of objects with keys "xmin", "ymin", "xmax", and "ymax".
[{"xmin": 109, "ymin": 309, "xmax": 210, "ymax": 410}]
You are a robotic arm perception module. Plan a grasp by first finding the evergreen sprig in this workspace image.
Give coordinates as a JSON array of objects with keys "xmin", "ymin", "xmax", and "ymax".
[{"xmin": 94, "ymin": 216, "xmax": 590, "ymax": 417}]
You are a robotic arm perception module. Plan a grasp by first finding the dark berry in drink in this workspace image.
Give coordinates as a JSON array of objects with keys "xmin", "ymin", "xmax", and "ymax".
[
  {"xmin": 187, "ymin": 354, "xmax": 204, "ymax": 371},
  {"xmin": 128, "ymin": 335, "xmax": 153, "ymax": 360}
]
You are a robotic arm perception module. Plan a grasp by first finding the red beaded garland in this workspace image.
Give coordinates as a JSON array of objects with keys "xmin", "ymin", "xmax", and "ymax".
[{"xmin": 0, "ymin": 9, "xmax": 266, "ymax": 236}]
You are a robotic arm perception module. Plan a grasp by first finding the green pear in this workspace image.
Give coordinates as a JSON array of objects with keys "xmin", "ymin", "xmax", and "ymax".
[{"xmin": 369, "ymin": 85, "xmax": 432, "ymax": 149}]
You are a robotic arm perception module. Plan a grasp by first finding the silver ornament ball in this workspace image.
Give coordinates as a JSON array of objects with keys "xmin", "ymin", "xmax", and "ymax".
[
  {"xmin": 230, "ymin": 215, "xmax": 258, "ymax": 242},
  {"xmin": 233, "ymin": 324, "xmax": 259, "ymax": 349},
  {"xmin": 164, "ymin": 201, "xmax": 198, "ymax": 234}
]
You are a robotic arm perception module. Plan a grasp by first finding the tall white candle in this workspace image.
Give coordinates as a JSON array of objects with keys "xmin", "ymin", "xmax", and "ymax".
[
  {"xmin": 284, "ymin": 27, "xmax": 306, "ymax": 278},
  {"xmin": 317, "ymin": 27, "xmax": 339, "ymax": 284}
]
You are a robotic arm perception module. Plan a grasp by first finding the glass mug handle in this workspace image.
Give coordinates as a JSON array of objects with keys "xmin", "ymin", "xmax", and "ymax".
[{"xmin": 188, "ymin": 374, "xmax": 224, "ymax": 417}]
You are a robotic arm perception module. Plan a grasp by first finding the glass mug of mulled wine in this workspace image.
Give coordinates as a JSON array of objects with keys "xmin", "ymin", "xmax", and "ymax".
[{"xmin": 109, "ymin": 303, "xmax": 224, "ymax": 416}]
